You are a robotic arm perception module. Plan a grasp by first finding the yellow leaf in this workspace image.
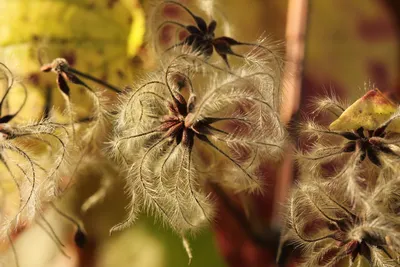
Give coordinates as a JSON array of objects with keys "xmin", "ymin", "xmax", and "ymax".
[
  {"xmin": 127, "ymin": 6, "xmax": 146, "ymax": 57},
  {"xmin": 0, "ymin": 0, "xmax": 145, "ymax": 121},
  {"xmin": 329, "ymin": 89, "xmax": 398, "ymax": 131}
]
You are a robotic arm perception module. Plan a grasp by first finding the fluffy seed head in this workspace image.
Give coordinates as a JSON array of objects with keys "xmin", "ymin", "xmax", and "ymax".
[
  {"xmin": 0, "ymin": 63, "xmax": 70, "ymax": 239},
  {"xmin": 297, "ymin": 91, "xmax": 400, "ymax": 202},
  {"xmin": 110, "ymin": 54, "xmax": 286, "ymax": 234},
  {"xmin": 283, "ymin": 181, "xmax": 399, "ymax": 266}
]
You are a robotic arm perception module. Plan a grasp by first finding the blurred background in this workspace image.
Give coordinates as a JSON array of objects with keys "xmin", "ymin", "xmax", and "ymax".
[{"xmin": 0, "ymin": 0, "xmax": 398, "ymax": 266}]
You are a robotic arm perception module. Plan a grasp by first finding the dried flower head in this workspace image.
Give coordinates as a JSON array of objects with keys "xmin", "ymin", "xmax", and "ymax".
[
  {"xmin": 284, "ymin": 181, "xmax": 400, "ymax": 266},
  {"xmin": 298, "ymin": 89, "xmax": 400, "ymax": 199},
  {"xmin": 148, "ymin": 0, "xmax": 283, "ymax": 72},
  {"xmin": 0, "ymin": 63, "xmax": 69, "ymax": 238},
  {"xmin": 110, "ymin": 54, "xmax": 286, "ymax": 234}
]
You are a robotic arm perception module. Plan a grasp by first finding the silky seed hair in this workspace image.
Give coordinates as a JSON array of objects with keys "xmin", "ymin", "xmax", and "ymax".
[
  {"xmin": 159, "ymin": 43, "xmax": 284, "ymax": 111},
  {"xmin": 284, "ymin": 180, "xmax": 399, "ymax": 267},
  {"xmin": 296, "ymin": 122, "xmax": 370, "ymax": 202},
  {"xmin": 368, "ymin": 175, "xmax": 400, "ymax": 223},
  {"xmin": 110, "ymin": 52, "xmax": 286, "ymax": 235},
  {"xmin": 280, "ymin": 87, "xmax": 400, "ymax": 265},
  {"xmin": 147, "ymin": 0, "xmax": 223, "ymax": 55},
  {"xmin": 146, "ymin": 0, "xmax": 284, "ymax": 85},
  {"xmin": 297, "ymin": 92, "xmax": 400, "ymax": 202},
  {"xmin": 0, "ymin": 63, "xmax": 69, "ymax": 240},
  {"xmin": 309, "ymin": 82, "xmax": 378, "ymax": 119},
  {"xmin": 40, "ymin": 58, "xmax": 118, "ymax": 198},
  {"xmin": 40, "ymin": 57, "xmax": 112, "ymax": 147}
]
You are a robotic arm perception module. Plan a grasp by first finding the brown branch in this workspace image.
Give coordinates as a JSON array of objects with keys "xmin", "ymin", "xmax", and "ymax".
[{"xmin": 210, "ymin": 182, "xmax": 280, "ymax": 251}]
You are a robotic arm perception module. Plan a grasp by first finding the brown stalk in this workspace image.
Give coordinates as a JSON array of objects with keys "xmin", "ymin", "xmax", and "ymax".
[{"xmin": 273, "ymin": 0, "xmax": 309, "ymax": 222}]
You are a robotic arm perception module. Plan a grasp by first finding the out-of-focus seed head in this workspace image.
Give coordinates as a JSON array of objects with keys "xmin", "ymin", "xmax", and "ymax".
[
  {"xmin": 298, "ymin": 89, "xmax": 400, "ymax": 201},
  {"xmin": 0, "ymin": 63, "xmax": 70, "ymax": 240},
  {"xmin": 147, "ymin": 0, "xmax": 284, "ymax": 88},
  {"xmin": 283, "ymin": 181, "xmax": 399, "ymax": 266}
]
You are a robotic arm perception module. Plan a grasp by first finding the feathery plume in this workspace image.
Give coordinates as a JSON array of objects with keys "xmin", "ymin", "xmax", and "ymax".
[
  {"xmin": 110, "ymin": 53, "xmax": 286, "ymax": 235},
  {"xmin": 283, "ymin": 181, "xmax": 399, "ymax": 266},
  {"xmin": 298, "ymin": 89, "xmax": 400, "ymax": 200},
  {"xmin": 147, "ymin": 0, "xmax": 283, "ymax": 77},
  {"xmin": 0, "ymin": 63, "xmax": 69, "ymax": 239}
]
